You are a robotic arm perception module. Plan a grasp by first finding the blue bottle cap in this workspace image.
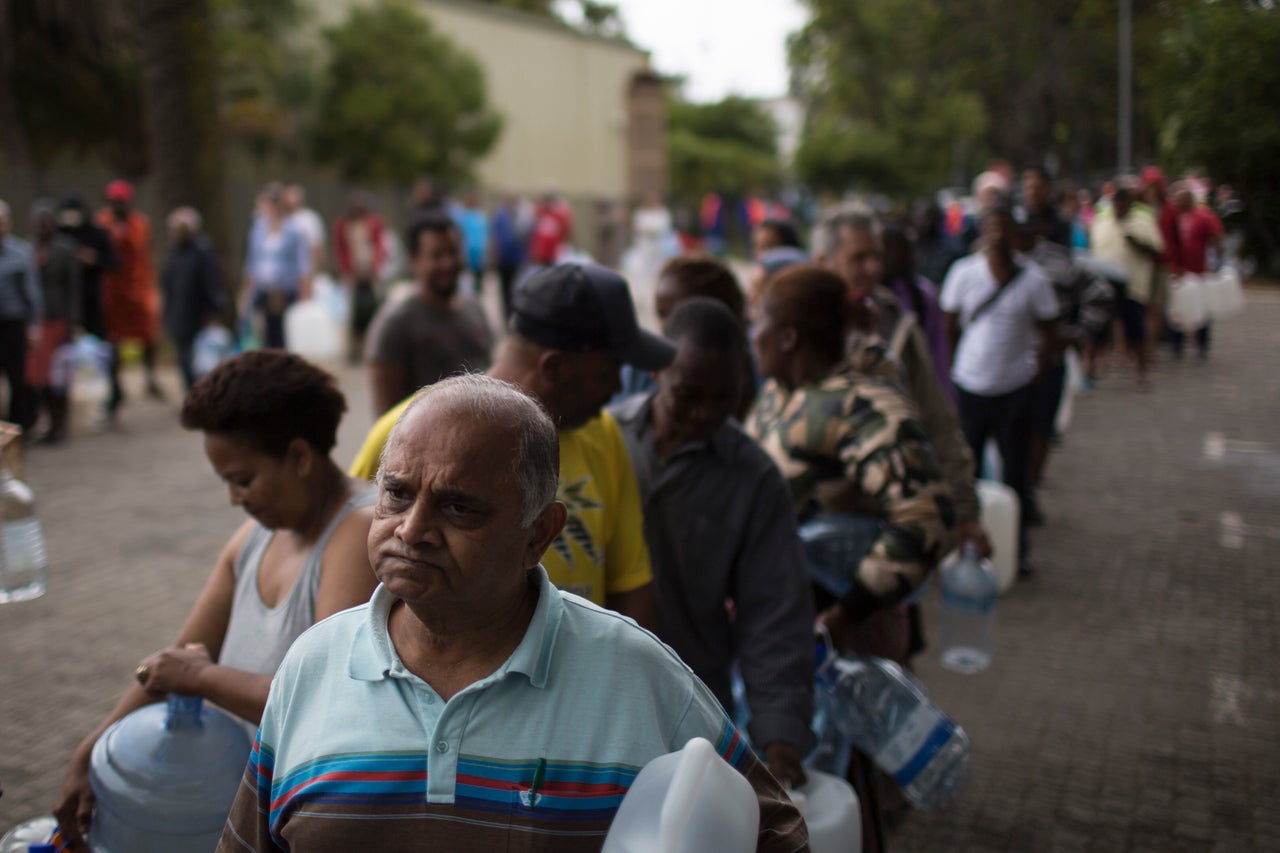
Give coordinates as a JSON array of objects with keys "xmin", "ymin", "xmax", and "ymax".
[{"xmin": 29, "ymin": 845, "xmax": 58, "ymax": 853}]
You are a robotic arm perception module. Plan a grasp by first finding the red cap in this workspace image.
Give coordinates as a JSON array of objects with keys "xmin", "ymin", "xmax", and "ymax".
[
  {"xmin": 1139, "ymin": 166, "xmax": 1166, "ymax": 192},
  {"xmin": 105, "ymin": 180, "xmax": 135, "ymax": 203}
]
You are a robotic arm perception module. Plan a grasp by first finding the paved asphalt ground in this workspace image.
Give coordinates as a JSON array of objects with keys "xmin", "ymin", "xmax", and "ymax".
[{"xmin": 1, "ymin": 287, "xmax": 1277, "ymax": 851}]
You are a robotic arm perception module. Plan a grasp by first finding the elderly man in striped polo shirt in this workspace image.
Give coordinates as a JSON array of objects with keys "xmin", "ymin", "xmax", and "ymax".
[{"xmin": 219, "ymin": 374, "xmax": 807, "ymax": 852}]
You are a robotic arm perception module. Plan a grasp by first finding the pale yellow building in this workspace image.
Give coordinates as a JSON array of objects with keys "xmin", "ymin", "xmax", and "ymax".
[{"xmin": 311, "ymin": 0, "xmax": 666, "ymax": 202}]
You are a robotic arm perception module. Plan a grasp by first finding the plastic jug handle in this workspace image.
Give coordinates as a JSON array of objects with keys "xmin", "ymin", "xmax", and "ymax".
[{"xmin": 658, "ymin": 738, "xmax": 715, "ymax": 851}]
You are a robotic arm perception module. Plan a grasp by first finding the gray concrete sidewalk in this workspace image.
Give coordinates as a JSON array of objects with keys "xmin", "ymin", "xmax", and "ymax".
[
  {"xmin": 896, "ymin": 289, "xmax": 1280, "ymax": 852},
  {"xmin": 1, "ymin": 291, "xmax": 1277, "ymax": 851}
]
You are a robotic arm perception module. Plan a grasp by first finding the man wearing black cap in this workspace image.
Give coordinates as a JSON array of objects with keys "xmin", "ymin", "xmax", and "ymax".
[{"xmin": 350, "ymin": 264, "xmax": 673, "ymax": 628}]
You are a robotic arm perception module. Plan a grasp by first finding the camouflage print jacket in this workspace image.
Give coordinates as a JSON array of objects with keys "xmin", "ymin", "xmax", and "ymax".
[{"xmin": 746, "ymin": 362, "xmax": 958, "ymax": 621}]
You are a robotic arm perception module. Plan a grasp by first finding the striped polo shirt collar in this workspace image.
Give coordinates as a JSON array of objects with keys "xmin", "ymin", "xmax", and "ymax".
[{"xmin": 348, "ymin": 566, "xmax": 563, "ymax": 687}]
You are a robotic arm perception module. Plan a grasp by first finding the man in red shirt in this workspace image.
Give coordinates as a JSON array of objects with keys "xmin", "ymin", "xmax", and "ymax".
[
  {"xmin": 1169, "ymin": 184, "xmax": 1222, "ymax": 360},
  {"xmin": 528, "ymin": 189, "xmax": 573, "ymax": 266}
]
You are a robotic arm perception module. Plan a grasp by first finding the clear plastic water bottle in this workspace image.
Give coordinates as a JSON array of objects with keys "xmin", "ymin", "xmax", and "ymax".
[
  {"xmin": 0, "ymin": 816, "xmax": 58, "ymax": 853},
  {"xmin": 806, "ymin": 670, "xmax": 856, "ymax": 778},
  {"xmin": 0, "ymin": 449, "xmax": 48, "ymax": 604},
  {"xmin": 938, "ymin": 543, "xmax": 998, "ymax": 674},
  {"xmin": 817, "ymin": 650, "xmax": 970, "ymax": 810}
]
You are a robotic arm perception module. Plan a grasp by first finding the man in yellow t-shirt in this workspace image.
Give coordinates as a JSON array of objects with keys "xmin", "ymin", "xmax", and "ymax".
[{"xmin": 350, "ymin": 264, "xmax": 674, "ymax": 628}]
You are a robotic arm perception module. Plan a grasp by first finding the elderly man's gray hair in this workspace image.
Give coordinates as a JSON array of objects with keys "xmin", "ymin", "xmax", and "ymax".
[
  {"xmin": 811, "ymin": 204, "xmax": 881, "ymax": 260},
  {"xmin": 377, "ymin": 374, "xmax": 560, "ymax": 526}
]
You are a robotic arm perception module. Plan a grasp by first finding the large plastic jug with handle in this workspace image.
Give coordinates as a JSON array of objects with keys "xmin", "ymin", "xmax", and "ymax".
[
  {"xmin": 975, "ymin": 479, "xmax": 1019, "ymax": 594},
  {"xmin": 790, "ymin": 769, "xmax": 862, "ymax": 853},
  {"xmin": 602, "ymin": 737, "xmax": 758, "ymax": 853},
  {"xmin": 1204, "ymin": 266, "xmax": 1244, "ymax": 319},
  {"xmin": 284, "ymin": 299, "xmax": 341, "ymax": 361},
  {"xmin": 1167, "ymin": 274, "xmax": 1208, "ymax": 332},
  {"xmin": 88, "ymin": 694, "xmax": 251, "ymax": 853}
]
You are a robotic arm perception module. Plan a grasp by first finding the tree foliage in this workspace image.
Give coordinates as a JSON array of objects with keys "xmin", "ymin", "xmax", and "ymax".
[
  {"xmin": 215, "ymin": 0, "xmax": 315, "ymax": 159},
  {"xmin": 311, "ymin": 1, "xmax": 503, "ymax": 186},
  {"xmin": 0, "ymin": 0, "xmax": 311, "ymax": 175},
  {"xmin": 1155, "ymin": 0, "xmax": 1280, "ymax": 271},
  {"xmin": 667, "ymin": 96, "xmax": 782, "ymax": 204},
  {"xmin": 788, "ymin": 0, "xmax": 1189, "ymax": 197},
  {"xmin": 474, "ymin": 0, "xmax": 627, "ymax": 38},
  {"xmin": 2, "ymin": 1, "xmax": 146, "ymax": 175}
]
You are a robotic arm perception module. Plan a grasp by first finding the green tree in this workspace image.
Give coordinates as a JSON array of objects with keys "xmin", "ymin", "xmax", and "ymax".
[
  {"xmin": 473, "ymin": 0, "xmax": 628, "ymax": 38},
  {"xmin": 788, "ymin": 0, "xmax": 1191, "ymax": 197},
  {"xmin": 1155, "ymin": 0, "xmax": 1280, "ymax": 273},
  {"xmin": 311, "ymin": 1, "xmax": 503, "ymax": 186},
  {"xmin": 1, "ymin": 1, "xmax": 146, "ymax": 183},
  {"xmin": 667, "ymin": 96, "xmax": 782, "ymax": 205},
  {"xmin": 215, "ymin": 0, "xmax": 316, "ymax": 160},
  {"xmin": 788, "ymin": 0, "xmax": 987, "ymax": 196},
  {"xmin": 134, "ymin": 0, "xmax": 231, "ymax": 292}
]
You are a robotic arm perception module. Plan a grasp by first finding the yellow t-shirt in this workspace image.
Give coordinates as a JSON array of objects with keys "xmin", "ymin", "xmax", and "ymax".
[{"xmin": 349, "ymin": 399, "xmax": 652, "ymax": 606}]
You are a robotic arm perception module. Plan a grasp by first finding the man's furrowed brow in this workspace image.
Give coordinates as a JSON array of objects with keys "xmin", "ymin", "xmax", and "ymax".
[
  {"xmin": 435, "ymin": 486, "xmax": 497, "ymax": 512},
  {"xmin": 380, "ymin": 471, "xmax": 410, "ymax": 490}
]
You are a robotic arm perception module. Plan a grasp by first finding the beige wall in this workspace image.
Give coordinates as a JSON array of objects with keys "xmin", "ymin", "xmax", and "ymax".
[{"xmin": 313, "ymin": 0, "xmax": 649, "ymax": 199}]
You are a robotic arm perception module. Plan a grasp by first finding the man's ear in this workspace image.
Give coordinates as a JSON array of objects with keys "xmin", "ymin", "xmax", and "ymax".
[
  {"xmin": 537, "ymin": 349, "xmax": 566, "ymax": 384},
  {"xmin": 525, "ymin": 501, "xmax": 568, "ymax": 568},
  {"xmin": 779, "ymin": 325, "xmax": 799, "ymax": 353}
]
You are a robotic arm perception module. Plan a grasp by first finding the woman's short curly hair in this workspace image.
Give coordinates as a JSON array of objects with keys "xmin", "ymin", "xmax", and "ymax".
[{"xmin": 181, "ymin": 351, "xmax": 347, "ymax": 457}]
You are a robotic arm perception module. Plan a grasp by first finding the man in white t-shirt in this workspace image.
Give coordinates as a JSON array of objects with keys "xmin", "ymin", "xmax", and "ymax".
[
  {"xmin": 284, "ymin": 184, "xmax": 327, "ymax": 277},
  {"xmin": 941, "ymin": 201, "xmax": 1058, "ymax": 575}
]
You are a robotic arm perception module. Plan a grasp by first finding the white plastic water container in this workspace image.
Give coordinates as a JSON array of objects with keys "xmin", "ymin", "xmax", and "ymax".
[
  {"xmin": 284, "ymin": 299, "xmax": 341, "ymax": 361},
  {"xmin": 976, "ymin": 479, "xmax": 1019, "ymax": 595},
  {"xmin": 1055, "ymin": 349, "xmax": 1084, "ymax": 436},
  {"xmin": 1167, "ymin": 274, "xmax": 1208, "ymax": 332},
  {"xmin": 89, "ymin": 695, "xmax": 251, "ymax": 853},
  {"xmin": 1204, "ymin": 266, "xmax": 1244, "ymax": 319},
  {"xmin": 192, "ymin": 325, "xmax": 234, "ymax": 380},
  {"xmin": 313, "ymin": 273, "xmax": 350, "ymax": 327},
  {"xmin": 790, "ymin": 770, "xmax": 862, "ymax": 853},
  {"xmin": 66, "ymin": 335, "xmax": 112, "ymax": 436},
  {"xmin": 602, "ymin": 737, "xmax": 758, "ymax": 853}
]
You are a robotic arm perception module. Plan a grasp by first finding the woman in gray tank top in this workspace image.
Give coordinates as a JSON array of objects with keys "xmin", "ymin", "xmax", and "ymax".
[{"xmin": 54, "ymin": 351, "xmax": 378, "ymax": 850}]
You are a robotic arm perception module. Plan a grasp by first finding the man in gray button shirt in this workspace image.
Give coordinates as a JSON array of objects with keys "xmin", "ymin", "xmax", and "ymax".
[
  {"xmin": 610, "ymin": 297, "xmax": 815, "ymax": 788},
  {"xmin": 0, "ymin": 200, "xmax": 43, "ymax": 431}
]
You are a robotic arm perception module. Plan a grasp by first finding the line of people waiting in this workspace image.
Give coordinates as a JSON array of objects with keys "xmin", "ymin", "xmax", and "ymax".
[{"xmin": 44, "ymin": 160, "xmax": 1237, "ymax": 851}]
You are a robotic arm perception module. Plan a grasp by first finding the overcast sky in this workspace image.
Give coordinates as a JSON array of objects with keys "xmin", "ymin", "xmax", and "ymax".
[{"xmin": 607, "ymin": 0, "xmax": 809, "ymax": 103}]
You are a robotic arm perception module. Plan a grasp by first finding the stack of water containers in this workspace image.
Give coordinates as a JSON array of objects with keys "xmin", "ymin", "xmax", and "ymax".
[{"xmin": 795, "ymin": 511, "xmax": 974, "ymax": 831}]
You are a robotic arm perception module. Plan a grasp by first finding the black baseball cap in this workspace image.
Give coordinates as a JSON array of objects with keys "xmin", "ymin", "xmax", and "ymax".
[{"xmin": 511, "ymin": 264, "xmax": 676, "ymax": 371}]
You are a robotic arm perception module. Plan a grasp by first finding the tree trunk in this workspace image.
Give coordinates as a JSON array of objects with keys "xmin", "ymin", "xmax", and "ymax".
[
  {"xmin": 133, "ymin": 0, "xmax": 234, "ymax": 306},
  {"xmin": 0, "ymin": 74, "xmax": 36, "ymax": 205},
  {"xmin": 0, "ymin": 0, "xmax": 36, "ymax": 206}
]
